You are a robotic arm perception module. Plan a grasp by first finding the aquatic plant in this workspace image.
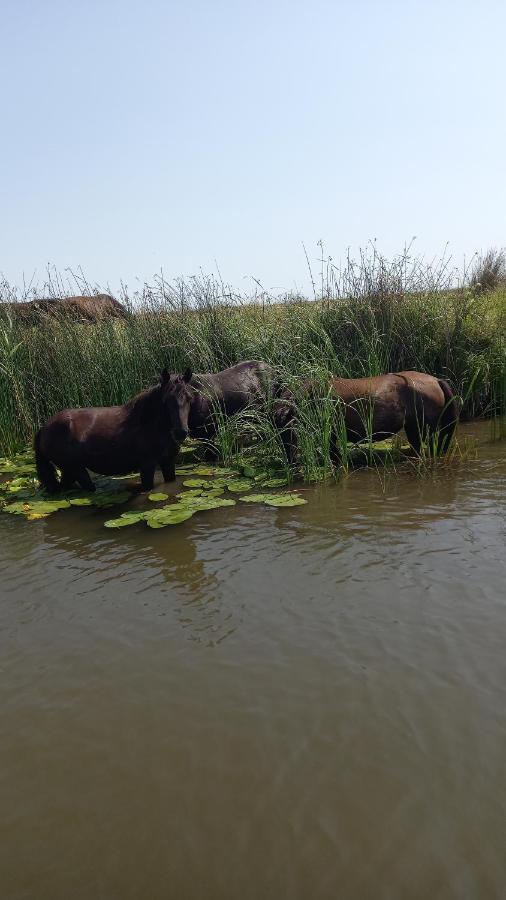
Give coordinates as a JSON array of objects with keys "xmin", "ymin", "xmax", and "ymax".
[
  {"xmin": 238, "ymin": 492, "xmax": 307, "ymax": 507},
  {"xmin": 1, "ymin": 249, "xmax": 504, "ymax": 469},
  {"xmin": 1, "ymin": 452, "xmax": 309, "ymax": 529}
]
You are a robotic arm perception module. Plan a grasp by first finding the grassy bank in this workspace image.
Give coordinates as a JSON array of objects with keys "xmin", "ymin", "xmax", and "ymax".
[{"xmin": 1, "ymin": 258, "xmax": 505, "ymax": 466}]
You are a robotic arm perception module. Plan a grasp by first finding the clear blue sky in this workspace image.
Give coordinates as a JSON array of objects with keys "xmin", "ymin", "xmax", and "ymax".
[{"xmin": 1, "ymin": 0, "xmax": 505, "ymax": 295}]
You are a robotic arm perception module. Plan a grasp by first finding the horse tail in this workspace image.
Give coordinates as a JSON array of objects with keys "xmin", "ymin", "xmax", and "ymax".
[
  {"xmin": 34, "ymin": 429, "xmax": 60, "ymax": 493},
  {"xmin": 435, "ymin": 378, "xmax": 459, "ymax": 454}
]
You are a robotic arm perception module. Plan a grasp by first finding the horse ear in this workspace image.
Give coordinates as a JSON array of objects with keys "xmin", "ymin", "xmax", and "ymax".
[
  {"xmin": 160, "ymin": 368, "xmax": 171, "ymax": 384},
  {"xmin": 183, "ymin": 367, "xmax": 193, "ymax": 383}
]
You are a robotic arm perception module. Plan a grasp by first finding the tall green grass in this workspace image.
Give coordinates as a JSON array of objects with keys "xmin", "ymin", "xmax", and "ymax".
[{"xmin": 1, "ymin": 250, "xmax": 505, "ymax": 462}]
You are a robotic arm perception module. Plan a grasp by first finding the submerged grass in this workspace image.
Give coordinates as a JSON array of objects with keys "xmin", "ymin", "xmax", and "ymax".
[{"xmin": 1, "ymin": 248, "xmax": 505, "ymax": 471}]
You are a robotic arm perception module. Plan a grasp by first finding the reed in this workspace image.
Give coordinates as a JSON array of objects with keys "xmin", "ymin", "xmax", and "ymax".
[{"xmin": 1, "ymin": 249, "xmax": 505, "ymax": 468}]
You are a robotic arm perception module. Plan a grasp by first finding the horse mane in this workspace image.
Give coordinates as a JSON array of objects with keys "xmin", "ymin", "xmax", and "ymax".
[{"xmin": 125, "ymin": 382, "xmax": 162, "ymax": 425}]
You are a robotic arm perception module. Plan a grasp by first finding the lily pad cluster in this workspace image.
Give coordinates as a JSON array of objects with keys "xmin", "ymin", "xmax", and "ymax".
[
  {"xmin": 104, "ymin": 463, "xmax": 307, "ymax": 529},
  {"xmin": 0, "ymin": 451, "xmax": 134, "ymax": 521},
  {"xmin": 0, "ymin": 450, "xmax": 308, "ymax": 528}
]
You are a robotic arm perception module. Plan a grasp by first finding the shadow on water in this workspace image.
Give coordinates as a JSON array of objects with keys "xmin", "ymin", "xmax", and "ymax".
[{"xmin": 1, "ymin": 421, "xmax": 505, "ymax": 899}]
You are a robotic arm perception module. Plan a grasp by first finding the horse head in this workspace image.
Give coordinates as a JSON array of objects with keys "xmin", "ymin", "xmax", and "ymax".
[{"xmin": 160, "ymin": 368, "xmax": 193, "ymax": 441}]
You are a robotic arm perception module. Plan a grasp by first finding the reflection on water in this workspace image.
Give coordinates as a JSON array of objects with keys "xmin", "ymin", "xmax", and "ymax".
[{"xmin": 1, "ymin": 422, "xmax": 505, "ymax": 899}]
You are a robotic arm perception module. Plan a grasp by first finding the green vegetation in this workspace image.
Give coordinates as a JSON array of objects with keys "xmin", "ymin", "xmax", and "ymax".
[
  {"xmin": 1, "ymin": 249, "xmax": 505, "ymax": 473},
  {"xmin": 0, "ymin": 451, "xmax": 309, "ymax": 528}
]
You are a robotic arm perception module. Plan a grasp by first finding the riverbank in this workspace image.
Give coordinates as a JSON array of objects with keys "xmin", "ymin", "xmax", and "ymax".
[{"xmin": 1, "ymin": 278, "xmax": 505, "ymax": 457}]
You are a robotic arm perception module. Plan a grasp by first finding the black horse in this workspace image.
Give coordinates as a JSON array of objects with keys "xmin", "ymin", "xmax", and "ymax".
[
  {"xmin": 164, "ymin": 360, "xmax": 277, "ymax": 451},
  {"xmin": 35, "ymin": 361, "xmax": 276, "ymax": 492},
  {"xmin": 35, "ymin": 369, "xmax": 192, "ymax": 493},
  {"xmin": 189, "ymin": 360, "xmax": 276, "ymax": 440}
]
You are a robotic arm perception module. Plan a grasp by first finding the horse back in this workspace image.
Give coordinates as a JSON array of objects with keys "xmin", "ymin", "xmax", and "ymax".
[{"xmin": 39, "ymin": 406, "xmax": 129, "ymax": 455}]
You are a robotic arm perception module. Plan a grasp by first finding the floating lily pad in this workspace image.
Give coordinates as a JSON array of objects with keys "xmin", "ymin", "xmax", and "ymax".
[
  {"xmin": 176, "ymin": 488, "xmax": 203, "ymax": 500},
  {"xmin": 0, "ymin": 460, "xmax": 17, "ymax": 474},
  {"xmin": 104, "ymin": 510, "xmax": 147, "ymax": 528},
  {"xmin": 104, "ymin": 516, "xmax": 138, "ymax": 528},
  {"xmin": 1, "ymin": 476, "xmax": 38, "ymax": 493},
  {"xmin": 238, "ymin": 492, "xmax": 307, "ymax": 507},
  {"xmin": 3, "ymin": 497, "xmax": 72, "ymax": 519},
  {"xmin": 178, "ymin": 495, "xmax": 236, "ymax": 511},
  {"xmin": 264, "ymin": 494, "xmax": 307, "ymax": 507},
  {"xmin": 186, "ymin": 466, "xmax": 232, "ymax": 476},
  {"xmin": 68, "ymin": 497, "xmax": 93, "ymax": 506},
  {"xmin": 148, "ymin": 492, "xmax": 169, "ymax": 502},
  {"xmin": 182, "ymin": 478, "xmax": 209, "ymax": 488},
  {"xmin": 260, "ymin": 477, "xmax": 289, "ymax": 488},
  {"xmin": 240, "ymin": 464, "xmax": 256, "ymax": 478},
  {"xmin": 225, "ymin": 479, "xmax": 253, "ymax": 493},
  {"xmin": 145, "ymin": 506, "xmax": 194, "ymax": 528}
]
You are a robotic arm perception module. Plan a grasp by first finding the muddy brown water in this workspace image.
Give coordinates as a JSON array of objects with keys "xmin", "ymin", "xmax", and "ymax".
[{"xmin": 1, "ymin": 422, "xmax": 505, "ymax": 900}]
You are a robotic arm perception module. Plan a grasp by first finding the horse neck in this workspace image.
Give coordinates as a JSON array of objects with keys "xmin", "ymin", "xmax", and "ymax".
[
  {"xmin": 188, "ymin": 382, "xmax": 210, "ymax": 425},
  {"xmin": 126, "ymin": 384, "xmax": 163, "ymax": 429}
]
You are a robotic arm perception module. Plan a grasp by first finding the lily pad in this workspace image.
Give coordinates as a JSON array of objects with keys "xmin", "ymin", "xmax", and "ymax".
[
  {"xmin": 148, "ymin": 492, "xmax": 169, "ymax": 502},
  {"xmin": 264, "ymin": 494, "xmax": 307, "ymax": 507},
  {"xmin": 178, "ymin": 496, "xmax": 236, "ymax": 511},
  {"xmin": 104, "ymin": 510, "xmax": 148, "ymax": 527},
  {"xmin": 179, "ymin": 444, "xmax": 197, "ymax": 455},
  {"xmin": 0, "ymin": 460, "xmax": 17, "ymax": 474},
  {"xmin": 105, "ymin": 517, "xmax": 137, "ymax": 528},
  {"xmin": 145, "ymin": 506, "xmax": 194, "ymax": 528},
  {"xmin": 260, "ymin": 477, "xmax": 289, "ymax": 488},
  {"xmin": 225, "ymin": 479, "xmax": 253, "ymax": 493},
  {"xmin": 68, "ymin": 497, "xmax": 93, "ymax": 506},
  {"xmin": 186, "ymin": 466, "xmax": 233, "ymax": 476},
  {"xmin": 240, "ymin": 464, "xmax": 256, "ymax": 478},
  {"xmin": 176, "ymin": 488, "xmax": 203, "ymax": 500},
  {"xmin": 238, "ymin": 492, "xmax": 307, "ymax": 507},
  {"xmin": 182, "ymin": 478, "xmax": 209, "ymax": 488},
  {"xmin": 3, "ymin": 497, "xmax": 72, "ymax": 519}
]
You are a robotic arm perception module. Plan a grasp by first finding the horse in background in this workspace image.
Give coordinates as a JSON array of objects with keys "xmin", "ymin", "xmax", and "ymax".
[
  {"xmin": 273, "ymin": 370, "xmax": 460, "ymax": 462},
  {"xmin": 4, "ymin": 294, "xmax": 128, "ymax": 325}
]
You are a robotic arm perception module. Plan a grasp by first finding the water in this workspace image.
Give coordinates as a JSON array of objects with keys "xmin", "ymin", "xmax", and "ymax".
[{"xmin": 1, "ymin": 423, "xmax": 505, "ymax": 900}]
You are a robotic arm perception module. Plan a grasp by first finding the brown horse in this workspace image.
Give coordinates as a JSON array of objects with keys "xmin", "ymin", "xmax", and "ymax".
[
  {"xmin": 34, "ymin": 369, "xmax": 191, "ymax": 493},
  {"xmin": 5, "ymin": 294, "xmax": 128, "ymax": 325},
  {"xmin": 275, "ymin": 370, "xmax": 459, "ymax": 461}
]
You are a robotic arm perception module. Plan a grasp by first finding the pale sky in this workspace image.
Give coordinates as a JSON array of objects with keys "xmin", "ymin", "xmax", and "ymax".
[{"xmin": 1, "ymin": 0, "xmax": 505, "ymax": 296}]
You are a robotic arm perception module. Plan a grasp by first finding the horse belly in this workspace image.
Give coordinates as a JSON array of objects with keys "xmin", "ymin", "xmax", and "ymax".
[
  {"xmin": 344, "ymin": 401, "xmax": 404, "ymax": 442},
  {"xmin": 371, "ymin": 406, "xmax": 404, "ymax": 439},
  {"xmin": 74, "ymin": 437, "xmax": 140, "ymax": 476}
]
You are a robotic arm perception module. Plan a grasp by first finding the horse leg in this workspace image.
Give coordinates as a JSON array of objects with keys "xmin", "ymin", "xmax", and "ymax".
[
  {"xmin": 202, "ymin": 445, "xmax": 218, "ymax": 462},
  {"xmin": 76, "ymin": 468, "xmax": 95, "ymax": 492},
  {"xmin": 330, "ymin": 436, "xmax": 341, "ymax": 467},
  {"xmin": 272, "ymin": 399, "xmax": 297, "ymax": 464},
  {"xmin": 140, "ymin": 463, "xmax": 156, "ymax": 492},
  {"xmin": 60, "ymin": 468, "xmax": 78, "ymax": 490},
  {"xmin": 160, "ymin": 454, "xmax": 176, "ymax": 483},
  {"xmin": 404, "ymin": 419, "xmax": 423, "ymax": 455}
]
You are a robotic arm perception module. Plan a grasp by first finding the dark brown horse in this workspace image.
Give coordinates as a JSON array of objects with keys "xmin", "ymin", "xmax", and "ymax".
[
  {"xmin": 34, "ymin": 369, "xmax": 191, "ymax": 493},
  {"xmin": 275, "ymin": 370, "xmax": 459, "ymax": 461},
  {"xmin": 4, "ymin": 294, "xmax": 128, "ymax": 325},
  {"xmin": 165, "ymin": 360, "xmax": 277, "ymax": 449}
]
